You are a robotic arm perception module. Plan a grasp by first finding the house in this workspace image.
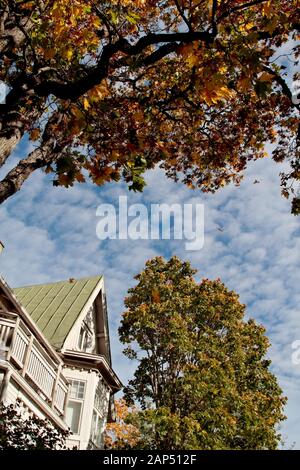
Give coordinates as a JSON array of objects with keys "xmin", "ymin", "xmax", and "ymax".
[{"xmin": 0, "ymin": 272, "xmax": 122, "ymax": 449}]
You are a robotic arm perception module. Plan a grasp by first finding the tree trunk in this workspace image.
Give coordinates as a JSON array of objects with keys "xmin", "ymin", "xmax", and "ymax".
[
  {"xmin": 0, "ymin": 141, "xmax": 58, "ymax": 204},
  {"xmin": 0, "ymin": 3, "xmax": 42, "ymax": 165},
  {"xmin": 0, "ymin": 25, "xmax": 29, "ymax": 57},
  {"xmin": 0, "ymin": 3, "xmax": 34, "ymax": 57},
  {"xmin": 0, "ymin": 129, "xmax": 23, "ymax": 167},
  {"xmin": 0, "ymin": 104, "xmax": 45, "ymax": 168},
  {"xmin": 0, "ymin": 111, "xmax": 63, "ymax": 204}
]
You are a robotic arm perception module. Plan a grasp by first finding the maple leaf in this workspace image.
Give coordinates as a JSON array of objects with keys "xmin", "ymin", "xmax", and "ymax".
[
  {"xmin": 151, "ymin": 289, "xmax": 160, "ymax": 303},
  {"xmin": 29, "ymin": 128, "xmax": 41, "ymax": 141},
  {"xmin": 83, "ymin": 98, "xmax": 90, "ymax": 110}
]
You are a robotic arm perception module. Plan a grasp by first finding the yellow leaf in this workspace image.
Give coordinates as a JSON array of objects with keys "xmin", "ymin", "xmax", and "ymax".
[
  {"xmin": 186, "ymin": 54, "xmax": 199, "ymax": 68},
  {"xmin": 83, "ymin": 98, "xmax": 90, "ymax": 110},
  {"xmin": 240, "ymin": 21, "xmax": 255, "ymax": 32},
  {"xmin": 64, "ymin": 49, "xmax": 73, "ymax": 61}
]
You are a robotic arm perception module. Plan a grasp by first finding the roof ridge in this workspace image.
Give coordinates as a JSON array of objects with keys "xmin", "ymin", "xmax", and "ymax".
[{"xmin": 13, "ymin": 274, "xmax": 102, "ymax": 290}]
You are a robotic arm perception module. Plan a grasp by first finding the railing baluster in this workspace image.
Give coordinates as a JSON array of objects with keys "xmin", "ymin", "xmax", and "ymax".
[
  {"xmin": 1, "ymin": 313, "xmax": 68, "ymax": 417},
  {"xmin": 21, "ymin": 334, "xmax": 34, "ymax": 377}
]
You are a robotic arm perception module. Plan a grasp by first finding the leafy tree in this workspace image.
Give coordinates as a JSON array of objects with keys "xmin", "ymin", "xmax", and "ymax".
[
  {"xmin": 0, "ymin": 1, "xmax": 299, "ymax": 211},
  {"xmin": 104, "ymin": 398, "xmax": 141, "ymax": 449},
  {"xmin": 119, "ymin": 256, "xmax": 287, "ymax": 450},
  {"xmin": 0, "ymin": 401, "xmax": 68, "ymax": 449}
]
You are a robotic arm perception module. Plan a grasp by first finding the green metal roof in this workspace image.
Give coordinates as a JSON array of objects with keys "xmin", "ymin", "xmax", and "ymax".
[{"xmin": 13, "ymin": 275, "xmax": 102, "ymax": 349}]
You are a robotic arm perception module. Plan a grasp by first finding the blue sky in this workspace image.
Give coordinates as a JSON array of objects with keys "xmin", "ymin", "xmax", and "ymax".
[{"xmin": 0, "ymin": 137, "xmax": 300, "ymax": 448}]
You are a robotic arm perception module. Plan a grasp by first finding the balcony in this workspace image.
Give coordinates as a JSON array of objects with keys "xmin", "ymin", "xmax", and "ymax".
[{"xmin": 0, "ymin": 311, "xmax": 69, "ymax": 418}]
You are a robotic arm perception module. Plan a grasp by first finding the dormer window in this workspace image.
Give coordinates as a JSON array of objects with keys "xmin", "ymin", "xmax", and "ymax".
[
  {"xmin": 78, "ymin": 325, "xmax": 92, "ymax": 351},
  {"xmin": 77, "ymin": 306, "xmax": 96, "ymax": 353}
]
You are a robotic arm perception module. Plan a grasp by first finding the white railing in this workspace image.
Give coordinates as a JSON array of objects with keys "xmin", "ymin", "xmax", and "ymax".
[
  {"xmin": 12, "ymin": 328, "xmax": 29, "ymax": 366},
  {"xmin": 0, "ymin": 314, "xmax": 15, "ymax": 353},
  {"xmin": 55, "ymin": 382, "xmax": 68, "ymax": 414},
  {"xmin": 0, "ymin": 311, "xmax": 69, "ymax": 416},
  {"xmin": 26, "ymin": 345, "xmax": 56, "ymax": 400}
]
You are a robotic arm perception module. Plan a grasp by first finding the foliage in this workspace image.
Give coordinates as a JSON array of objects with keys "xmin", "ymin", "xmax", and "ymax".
[
  {"xmin": 119, "ymin": 256, "xmax": 287, "ymax": 450},
  {"xmin": 0, "ymin": 401, "xmax": 68, "ymax": 449},
  {"xmin": 104, "ymin": 398, "xmax": 141, "ymax": 449},
  {"xmin": 0, "ymin": 1, "xmax": 299, "ymax": 211}
]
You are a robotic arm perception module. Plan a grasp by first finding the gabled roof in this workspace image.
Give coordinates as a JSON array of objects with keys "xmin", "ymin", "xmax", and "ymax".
[{"xmin": 13, "ymin": 276, "xmax": 102, "ymax": 349}]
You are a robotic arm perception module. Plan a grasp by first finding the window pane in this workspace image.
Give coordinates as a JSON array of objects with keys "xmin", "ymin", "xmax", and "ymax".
[
  {"xmin": 78, "ymin": 327, "xmax": 85, "ymax": 349},
  {"xmin": 66, "ymin": 401, "xmax": 82, "ymax": 434},
  {"xmin": 90, "ymin": 411, "xmax": 105, "ymax": 448},
  {"xmin": 94, "ymin": 380, "xmax": 109, "ymax": 415},
  {"xmin": 69, "ymin": 380, "xmax": 86, "ymax": 399}
]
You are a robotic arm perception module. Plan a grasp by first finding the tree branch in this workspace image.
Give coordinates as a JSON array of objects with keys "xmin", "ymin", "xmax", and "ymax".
[
  {"xmin": 262, "ymin": 64, "xmax": 300, "ymax": 111},
  {"xmin": 0, "ymin": 143, "xmax": 53, "ymax": 204},
  {"xmin": 0, "ymin": 111, "xmax": 63, "ymax": 203},
  {"xmin": 218, "ymin": 0, "xmax": 270, "ymax": 21},
  {"xmin": 33, "ymin": 30, "xmax": 214, "ymax": 100},
  {"xmin": 173, "ymin": 0, "xmax": 193, "ymax": 31}
]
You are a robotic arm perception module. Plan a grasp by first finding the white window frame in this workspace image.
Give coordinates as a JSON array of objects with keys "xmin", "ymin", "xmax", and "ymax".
[
  {"xmin": 66, "ymin": 379, "xmax": 87, "ymax": 435},
  {"xmin": 90, "ymin": 408, "xmax": 105, "ymax": 448},
  {"xmin": 69, "ymin": 379, "xmax": 86, "ymax": 400}
]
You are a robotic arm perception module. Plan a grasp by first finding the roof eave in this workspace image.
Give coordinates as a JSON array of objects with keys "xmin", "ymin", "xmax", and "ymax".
[{"xmin": 62, "ymin": 350, "xmax": 123, "ymax": 392}]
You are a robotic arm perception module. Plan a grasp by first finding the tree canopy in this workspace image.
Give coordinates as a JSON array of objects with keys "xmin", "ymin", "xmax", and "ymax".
[
  {"xmin": 104, "ymin": 398, "xmax": 141, "ymax": 449},
  {"xmin": 0, "ymin": 401, "xmax": 68, "ymax": 449},
  {"xmin": 0, "ymin": 1, "xmax": 299, "ymax": 211},
  {"xmin": 118, "ymin": 256, "xmax": 286, "ymax": 450}
]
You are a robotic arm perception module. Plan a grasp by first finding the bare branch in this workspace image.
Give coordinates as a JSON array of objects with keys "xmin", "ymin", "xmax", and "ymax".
[
  {"xmin": 218, "ymin": 0, "xmax": 270, "ymax": 21},
  {"xmin": 262, "ymin": 64, "xmax": 300, "ymax": 111},
  {"xmin": 173, "ymin": 0, "xmax": 193, "ymax": 31}
]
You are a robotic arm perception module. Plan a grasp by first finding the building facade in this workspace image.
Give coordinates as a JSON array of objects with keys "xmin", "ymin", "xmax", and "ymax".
[{"xmin": 0, "ymin": 274, "xmax": 122, "ymax": 449}]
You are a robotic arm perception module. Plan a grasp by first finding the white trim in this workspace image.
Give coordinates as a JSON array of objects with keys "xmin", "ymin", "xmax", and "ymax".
[
  {"xmin": 61, "ymin": 277, "xmax": 104, "ymax": 353},
  {"xmin": 62, "ymin": 350, "xmax": 122, "ymax": 390}
]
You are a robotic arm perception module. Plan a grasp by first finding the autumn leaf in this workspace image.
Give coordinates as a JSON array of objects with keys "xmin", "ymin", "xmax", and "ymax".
[
  {"xmin": 258, "ymin": 72, "xmax": 274, "ymax": 82},
  {"xmin": 30, "ymin": 128, "xmax": 41, "ymax": 141},
  {"xmin": 75, "ymin": 172, "xmax": 86, "ymax": 183},
  {"xmin": 262, "ymin": 1, "xmax": 273, "ymax": 16},
  {"xmin": 83, "ymin": 98, "xmax": 90, "ymax": 110},
  {"xmin": 151, "ymin": 289, "xmax": 160, "ymax": 303}
]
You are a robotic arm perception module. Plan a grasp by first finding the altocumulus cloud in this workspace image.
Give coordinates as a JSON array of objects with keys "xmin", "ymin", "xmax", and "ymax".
[{"xmin": 0, "ymin": 138, "xmax": 300, "ymax": 449}]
